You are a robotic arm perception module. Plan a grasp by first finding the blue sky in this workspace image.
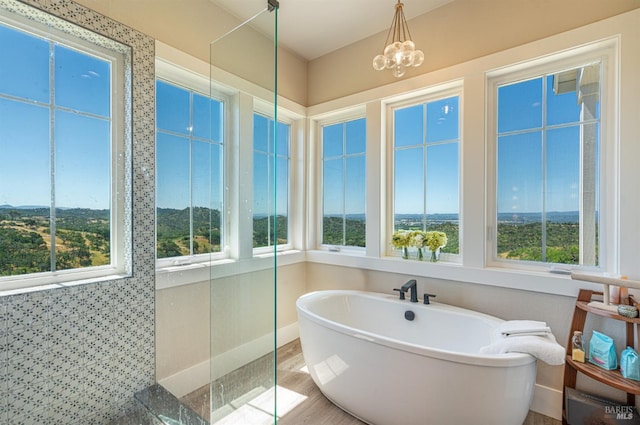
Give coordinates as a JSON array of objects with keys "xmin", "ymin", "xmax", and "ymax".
[
  {"xmin": 0, "ymin": 23, "xmax": 111, "ymax": 210},
  {"xmin": 496, "ymin": 75, "xmax": 596, "ymax": 215},
  {"xmin": 1, "ymin": 20, "xmax": 597, "ymax": 219},
  {"xmin": 394, "ymin": 97, "xmax": 460, "ymax": 215}
]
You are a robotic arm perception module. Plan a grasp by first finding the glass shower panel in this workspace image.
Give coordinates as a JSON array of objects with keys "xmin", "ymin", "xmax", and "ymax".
[{"xmin": 209, "ymin": 3, "xmax": 278, "ymax": 424}]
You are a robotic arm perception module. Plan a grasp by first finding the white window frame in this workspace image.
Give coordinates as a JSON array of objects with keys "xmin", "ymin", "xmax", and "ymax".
[
  {"xmin": 0, "ymin": 9, "xmax": 129, "ymax": 291},
  {"xmin": 252, "ymin": 101, "xmax": 294, "ymax": 255},
  {"xmin": 486, "ymin": 39, "xmax": 618, "ymax": 274},
  {"xmin": 385, "ymin": 86, "xmax": 463, "ymax": 262},
  {"xmin": 316, "ymin": 110, "xmax": 367, "ymax": 253},
  {"xmin": 155, "ymin": 60, "xmax": 230, "ymax": 268}
]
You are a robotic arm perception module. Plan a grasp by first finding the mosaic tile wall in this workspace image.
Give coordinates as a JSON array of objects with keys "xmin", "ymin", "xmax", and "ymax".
[{"xmin": 0, "ymin": 0, "xmax": 156, "ymax": 423}]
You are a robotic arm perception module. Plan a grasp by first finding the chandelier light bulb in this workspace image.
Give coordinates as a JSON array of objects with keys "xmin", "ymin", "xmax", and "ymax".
[
  {"xmin": 373, "ymin": 54, "xmax": 386, "ymax": 71},
  {"xmin": 372, "ymin": 1, "xmax": 424, "ymax": 77},
  {"xmin": 402, "ymin": 40, "xmax": 415, "ymax": 52},
  {"xmin": 412, "ymin": 50, "xmax": 424, "ymax": 67},
  {"xmin": 392, "ymin": 65, "xmax": 406, "ymax": 78}
]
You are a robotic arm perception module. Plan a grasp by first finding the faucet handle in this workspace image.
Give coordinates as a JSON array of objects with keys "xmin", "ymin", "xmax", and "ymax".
[
  {"xmin": 393, "ymin": 288, "xmax": 406, "ymax": 300},
  {"xmin": 423, "ymin": 293, "xmax": 436, "ymax": 304}
]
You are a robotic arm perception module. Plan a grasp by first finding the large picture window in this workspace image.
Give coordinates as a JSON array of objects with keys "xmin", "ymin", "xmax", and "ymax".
[
  {"xmin": 392, "ymin": 95, "xmax": 460, "ymax": 256},
  {"xmin": 494, "ymin": 63, "xmax": 601, "ymax": 266},
  {"xmin": 0, "ymin": 15, "xmax": 127, "ymax": 284},
  {"xmin": 321, "ymin": 117, "xmax": 366, "ymax": 248},
  {"xmin": 155, "ymin": 79, "xmax": 224, "ymax": 260},
  {"xmin": 253, "ymin": 112, "xmax": 290, "ymax": 250}
]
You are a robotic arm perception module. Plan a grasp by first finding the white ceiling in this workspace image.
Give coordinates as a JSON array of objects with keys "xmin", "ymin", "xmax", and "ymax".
[{"xmin": 212, "ymin": 0, "xmax": 454, "ymax": 61}]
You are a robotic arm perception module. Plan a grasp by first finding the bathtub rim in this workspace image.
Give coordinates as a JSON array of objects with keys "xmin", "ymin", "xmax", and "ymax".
[{"xmin": 296, "ymin": 289, "xmax": 537, "ymax": 368}]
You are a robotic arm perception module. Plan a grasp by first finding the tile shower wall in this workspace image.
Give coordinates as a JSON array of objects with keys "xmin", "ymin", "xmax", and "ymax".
[{"xmin": 0, "ymin": 0, "xmax": 156, "ymax": 423}]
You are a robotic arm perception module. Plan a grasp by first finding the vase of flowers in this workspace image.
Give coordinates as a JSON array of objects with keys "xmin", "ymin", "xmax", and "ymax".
[
  {"xmin": 425, "ymin": 231, "xmax": 447, "ymax": 262},
  {"xmin": 391, "ymin": 230, "xmax": 411, "ymax": 259},
  {"xmin": 410, "ymin": 230, "xmax": 426, "ymax": 261}
]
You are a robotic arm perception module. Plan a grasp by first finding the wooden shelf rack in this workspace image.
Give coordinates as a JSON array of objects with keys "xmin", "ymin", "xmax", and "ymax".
[{"xmin": 562, "ymin": 289, "xmax": 640, "ymax": 424}]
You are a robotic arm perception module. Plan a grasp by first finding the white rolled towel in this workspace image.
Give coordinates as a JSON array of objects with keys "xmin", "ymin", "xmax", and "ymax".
[
  {"xmin": 480, "ymin": 328, "xmax": 565, "ymax": 365},
  {"xmin": 498, "ymin": 320, "xmax": 551, "ymax": 337}
]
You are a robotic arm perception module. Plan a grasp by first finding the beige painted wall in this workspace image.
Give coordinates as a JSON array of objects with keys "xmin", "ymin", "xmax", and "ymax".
[
  {"xmin": 74, "ymin": 0, "xmax": 308, "ymax": 105},
  {"xmin": 70, "ymin": 0, "xmax": 639, "ymax": 107},
  {"xmin": 156, "ymin": 262, "xmax": 306, "ymax": 382},
  {"xmin": 308, "ymin": 0, "xmax": 640, "ymax": 105}
]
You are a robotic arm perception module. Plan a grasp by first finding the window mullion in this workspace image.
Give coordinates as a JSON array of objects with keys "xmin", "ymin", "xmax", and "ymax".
[
  {"xmin": 189, "ymin": 92, "xmax": 195, "ymax": 256},
  {"xmin": 342, "ymin": 124, "xmax": 347, "ymax": 245},
  {"xmin": 49, "ymin": 40, "xmax": 56, "ymax": 272},
  {"xmin": 422, "ymin": 104, "xmax": 428, "ymax": 231},
  {"xmin": 541, "ymin": 75, "xmax": 548, "ymax": 263}
]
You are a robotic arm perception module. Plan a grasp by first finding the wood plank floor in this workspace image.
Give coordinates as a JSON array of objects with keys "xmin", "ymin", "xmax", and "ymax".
[{"xmin": 181, "ymin": 339, "xmax": 560, "ymax": 425}]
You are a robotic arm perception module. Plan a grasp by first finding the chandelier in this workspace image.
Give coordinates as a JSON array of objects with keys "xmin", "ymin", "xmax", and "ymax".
[{"xmin": 372, "ymin": 0, "xmax": 424, "ymax": 78}]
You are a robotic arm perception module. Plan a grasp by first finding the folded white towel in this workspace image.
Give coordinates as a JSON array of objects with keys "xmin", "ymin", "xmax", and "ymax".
[
  {"xmin": 479, "ymin": 328, "xmax": 565, "ymax": 365},
  {"xmin": 498, "ymin": 320, "xmax": 551, "ymax": 336}
]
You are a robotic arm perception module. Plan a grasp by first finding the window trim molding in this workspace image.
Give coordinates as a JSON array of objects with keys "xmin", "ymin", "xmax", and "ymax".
[
  {"xmin": 252, "ymin": 109, "xmax": 294, "ymax": 254},
  {"xmin": 0, "ymin": 4, "xmax": 132, "ymax": 291},
  {"xmin": 316, "ymin": 111, "xmax": 367, "ymax": 251},
  {"xmin": 154, "ymin": 64, "xmax": 230, "ymax": 268},
  {"xmin": 384, "ymin": 84, "xmax": 463, "ymax": 261},
  {"xmin": 485, "ymin": 37, "xmax": 619, "ymax": 274},
  {"xmin": 155, "ymin": 43, "xmax": 306, "ymax": 279}
]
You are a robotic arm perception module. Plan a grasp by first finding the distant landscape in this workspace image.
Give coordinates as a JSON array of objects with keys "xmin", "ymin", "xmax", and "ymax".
[
  {"xmin": 0, "ymin": 206, "xmax": 110, "ymax": 276},
  {"xmin": 332, "ymin": 211, "xmax": 584, "ymax": 263},
  {"xmin": 0, "ymin": 207, "xmax": 585, "ymax": 277}
]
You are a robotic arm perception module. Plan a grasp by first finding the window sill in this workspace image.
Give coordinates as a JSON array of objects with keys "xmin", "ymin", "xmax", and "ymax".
[
  {"xmin": 155, "ymin": 248, "xmax": 603, "ymax": 296},
  {"xmin": 155, "ymin": 250, "xmax": 305, "ymax": 290},
  {"xmin": 0, "ymin": 272, "xmax": 130, "ymax": 297},
  {"xmin": 304, "ymin": 250, "xmax": 601, "ymax": 297}
]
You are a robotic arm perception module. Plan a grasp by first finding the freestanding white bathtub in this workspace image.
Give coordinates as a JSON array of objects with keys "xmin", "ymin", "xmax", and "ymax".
[{"xmin": 296, "ymin": 290, "xmax": 537, "ymax": 425}]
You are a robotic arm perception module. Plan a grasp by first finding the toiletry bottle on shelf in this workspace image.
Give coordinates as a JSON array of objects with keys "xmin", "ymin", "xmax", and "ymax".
[{"xmin": 572, "ymin": 331, "xmax": 585, "ymax": 363}]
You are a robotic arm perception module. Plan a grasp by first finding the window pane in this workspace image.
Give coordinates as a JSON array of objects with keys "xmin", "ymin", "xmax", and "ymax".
[
  {"xmin": 156, "ymin": 80, "xmax": 190, "ymax": 135},
  {"xmin": 156, "ymin": 79, "xmax": 225, "ymax": 259},
  {"xmin": 322, "ymin": 117, "xmax": 366, "ymax": 248},
  {"xmin": 55, "ymin": 111, "xmax": 110, "ymax": 270},
  {"xmin": 497, "ymin": 78, "xmax": 542, "ymax": 133},
  {"xmin": 547, "ymin": 74, "xmax": 581, "ymax": 126},
  {"xmin": 345, "ymin": 155, "xmax": 366, "ymax": 247},
  {"xmin": 0, "ymin": 13, "xmax": 124, "ymax": 282},
  {"xmin": 0, "ymin": 100, "xmax": 51, "ymax": 275},
  {"xmin": 276, "ymin": 121, "xmax": 289, "ymax": 157},
  {"xmin": 275, "ymin": 156, "xmax": 288, "ymax": 244},
  {"xmin": 192, "ymin": 93, "xmax": 211, "ymax": 140},
  {"xmin": 394, "ymin": 147, "xmax": 424, "ymax": 220},
  {"xmin": 426, "ymin": 97, "xmax": 458, "ymax": 143},
  {"xmin": 545, "ymin": 126, "xmax": 581, "ymax": 264},
  {"xmin": 546, "ymin": 127, "xmax": 580, "ymax": 212},
  {"xmin": 253, "ymin": 151, "xmax": 269, "ymax": 247},
  {"xmin": 55, "ymin": 44, "xmax": 110, "ymax": 117},
  {"xmin": 426, "ymin": 143, "xmax": 459, "ymax": 215},
  {"xmin": 323, "ymin": 158, "xmax": 344, "ymax": 245},
  {"xmin": 0, "ymin": 100, "xmax": 50, "ymax": 206},
  {"xmin": 497, "ymin": 132, "xmax": 543, "ymax": 215},
  {"xmin": 394, "ymin": 104, "xmax": 423, "ymax": 148},
  {"xmin": 393, "ymin": 96, "xmax": 460, "ymax": 258},
  {"xmin": 253, "ymin": 114, "xmax": 289, "ymax": 249},
  {"xmin": 426, "ymin": 143, "xmax": 459, "ymax": 254},
  {"xmin": 345, "ymin": 118, "xmax": 366, "ymax": 155},
  {"xmin": 193, "ymin": 141, "xmax": 222, "ymax": 254},
  {"xmin": 156, "ymin": 133, "xmax": 190, "ymax": 258},
  {"xmin": 0, "ymin": 23, "xmax": 49, "ymax": 103},
  {"xmin": 323, "ymin": 123, "xmax": 343, "ymax": 158},
  {"xmin": 496, "ymin": 63, "xmax": 600, "ymax": 266},
  {"xmin": 55, "ymin": 111, "xmax": 110, "ymax": 210}
]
